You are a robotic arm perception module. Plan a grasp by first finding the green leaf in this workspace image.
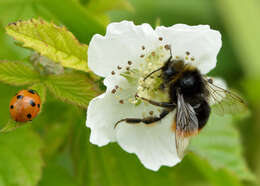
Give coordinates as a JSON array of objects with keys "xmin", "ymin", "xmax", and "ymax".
[
  {"xmin": 37, "ymin": 102, "xmax": 82, "ymax": 159},
  {"xmin": 29, "ymin": 94, "xmax": 83, "ymax": 159},
  {"xmin": 0, "ymin": 60, "xmax": 40, "ymax": 86},
  {"xmin": 190, "ymin": 112, "xmax": 255, "ymax": 181},
  {"xmin": 41, "ymin": 121, "xmax": 72, "ymax": 159},
  {"xmin": 45, "ymin": 73, "xmax": 100, "ymax": 108},
  {"xmin": 0, "ymin": 119, "xmax": 26, "ymax": 133},
  {"xmin": 0, "ymin": 127, "xmax": 43, "ymax": 186},
  {"xmin": 38, "ymin": 162, "xmax": 79, "ymax": 186},
  {"xmin": 189, "ymin": 154, "xmax": 243, "ymax": 186},
  {"xmin": 6, "ymin": 19, "xmax": 90, "ymax": 72}
]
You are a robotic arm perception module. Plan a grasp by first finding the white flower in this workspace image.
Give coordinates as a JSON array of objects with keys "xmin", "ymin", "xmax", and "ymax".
[{"xmin": 86, "ymin": 21, "xmax": 222, "ymax": 171}]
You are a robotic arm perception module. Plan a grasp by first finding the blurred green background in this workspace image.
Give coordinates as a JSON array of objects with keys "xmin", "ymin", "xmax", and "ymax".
[{"xmin": 0, "ymin": 0, "xmax": 260, "ymax": 186}]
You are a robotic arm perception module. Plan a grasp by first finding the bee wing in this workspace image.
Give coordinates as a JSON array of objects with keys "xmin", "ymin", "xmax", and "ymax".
[
  {"xmin": 204, "ymin": 77, "xmax": 247, "ymax": 116},
  {"xmin": 175, "ymin": 91, "xmax": 199, "ymax": 159},
  {"xmin": 175, "ymin": 133, "xmax": 190, "ymax": 160}
]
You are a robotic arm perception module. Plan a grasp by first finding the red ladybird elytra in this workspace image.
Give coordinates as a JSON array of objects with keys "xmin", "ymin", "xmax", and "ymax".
[{"xmin": 9, "ymin": 89, "xmax": 41, "ymax": 122}]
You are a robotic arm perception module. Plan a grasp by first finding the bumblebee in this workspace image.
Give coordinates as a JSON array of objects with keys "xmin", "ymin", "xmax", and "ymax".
[{"xmin": 115, "ymin": 48, "xmax": 246, "ymax": 158}]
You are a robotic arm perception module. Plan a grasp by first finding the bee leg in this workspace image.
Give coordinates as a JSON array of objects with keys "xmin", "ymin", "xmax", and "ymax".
[
  {"xmin": 114, "ymin": 109, "xmax": 171, "ymax": 129},
  {"xmin": 135, "ymin": 94, "xmax": 176, "ymax": 108}
]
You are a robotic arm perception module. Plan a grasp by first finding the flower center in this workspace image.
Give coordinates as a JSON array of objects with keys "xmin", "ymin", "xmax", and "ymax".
[{"xmin": 121, "ymin": 45, "xmax": 171, "ymax": 105}]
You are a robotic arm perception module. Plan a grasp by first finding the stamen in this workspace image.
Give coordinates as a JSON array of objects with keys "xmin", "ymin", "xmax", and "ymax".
[
  {"xmin": 137, "ymin": 86, "xmax": 143, "ymax": 91},
  {"xmin": 149, "ymin": 111, "xmax": 154, "ymax": 115},
  {"xmin": 111, "ymin": 71, "xmax": 115, "ymax": 75},
  {"xmin": 159, "ymin": 37, "xmax": 163, "ymax": 41},
  {"xmin": 115, "ymin": 85, "xmax": 119, "ymax": 89},
  {"xmin": 120, "ymin": 46, "xmax": 170, "ymax": 106},
  {"xmin": 142, "ymin": 46, "xmax": 145, "ymax": 50},
  {"xmin": 186, "ymin": 51, "xmax": 190, "ymax": 55},
  {"xmin": 191, "ymin": 57, "xmax": 195, "ymax": 61},
  {"xmin": 111, "ymin": 89, "xmax": 116, "ymax": 94},
  {"xmin": 119, "ymin": 100, "xmax": 124, "ymax": 104},
  {"xmin": 117, "ymin": 66, "xmax": 122, "ymax": 70},
  {"xmin": 164, "ymin": 44, "xmax": 170, "ymax": 50}
]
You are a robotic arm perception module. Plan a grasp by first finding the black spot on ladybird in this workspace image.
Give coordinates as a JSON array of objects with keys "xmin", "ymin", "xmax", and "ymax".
[
  {"xmin": 38, "ymin": 104, "xmax": 40, "ymax": 108},
  {"xmin": 27, "ymin": 114, "xmax": 32, "ymax": 119},
  {"xmin": 10, "ymin": 105, "xmax": 14, "ymax": 109},
  {"xmin": 30, "ymin": 100, "xmax": 36, "ymax": 107},
  {"xmin": 17, "ymin": 95, "xmax": 23, "ymax": 99},
  {"xmin": 28, "ymin": 89, "xmax": 36, "ymax": 94}
]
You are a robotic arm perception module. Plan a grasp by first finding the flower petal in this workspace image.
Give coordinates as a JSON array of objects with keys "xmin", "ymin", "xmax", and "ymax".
[
  {"xmin": 115, "ymin": 111, "xmax": 181, "ymax": 171},
  {"xmin": 86, "ymin": 93, "xmax": 117, "ymax": 146},
  {"xmin": 156, "ymin": 24, "xmax": 222, "ymax": 74},
  {"xmin": 86, "ymin": 75, "xmax": 134, "ymax": 146},
  {"xmin": 87, "ymin": 75, "xmax": 162, "ymax": 146},
  {"xmin": 88, "ymin": 21, "xmax": 160, "ymax": 77}
]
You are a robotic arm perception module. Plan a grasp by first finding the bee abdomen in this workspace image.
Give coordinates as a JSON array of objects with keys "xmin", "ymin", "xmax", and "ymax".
[{"xmin": 193, "ymin": 100, "xmax": 211, "ymax": 130}]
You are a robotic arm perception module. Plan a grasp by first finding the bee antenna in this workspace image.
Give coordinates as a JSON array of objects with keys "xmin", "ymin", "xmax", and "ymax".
[
  {"xmin": 114, "ymin": 119, "xmax": 126, "ymax": 129},
  {"xmin": 165, "ymin": 44, "xmax": 173, "ymax": 58},
  {"xmin": 169, "ymin": 45, "xmax": 173, "ymax": 57},
  {"xmin": 143, "ymin": 67, "xmax": 163, "ymax": 81},
  {"xmin": 169, "ymin": 45, "xmax": 173, "ymax": 59}
]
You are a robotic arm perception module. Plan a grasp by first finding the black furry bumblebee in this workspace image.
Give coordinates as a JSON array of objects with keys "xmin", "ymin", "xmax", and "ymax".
[{"xmin": 115, "ymin": 48, "xmax": 246, "ymax": 158}]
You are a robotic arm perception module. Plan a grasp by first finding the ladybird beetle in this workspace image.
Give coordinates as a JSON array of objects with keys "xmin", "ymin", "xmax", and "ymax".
[{"xmin": 9, "ymin": 89, "xmax": 41, "ymax": 122}]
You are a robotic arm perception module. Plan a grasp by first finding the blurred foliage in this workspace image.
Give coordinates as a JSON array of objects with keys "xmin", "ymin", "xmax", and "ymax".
[
  {"xmin": 190, "ymin": 113, "xmax": 254, "ymax": 181},
  {"xmin": 0, "ymin": 0, "xmax": 260, "ymax": 186},
  {"xmin": 0, "ymin": 127, "xmax": 43, "ymax": 186},
  {"xmin": 80, "ymin": 0, "xmax": 134, "ymax": 26}
]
